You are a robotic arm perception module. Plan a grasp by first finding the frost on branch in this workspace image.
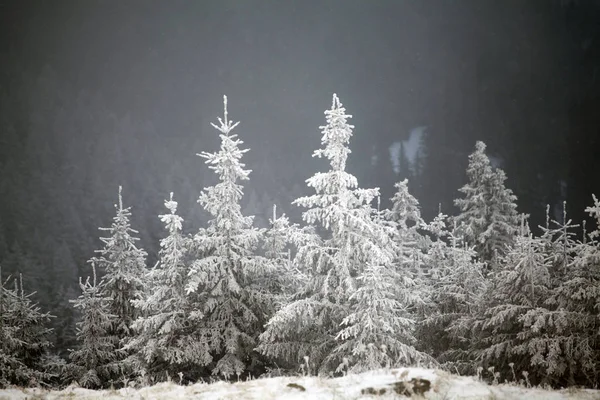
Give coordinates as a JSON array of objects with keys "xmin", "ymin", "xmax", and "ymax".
[
  {"xmin": 186, "ymin": 96, "xmax": 277, "ymax": 379},
  {"xmin": 126, "ymin": 192, "xmax": 209, "ymax": 382},
  {"xmin": 259, "ymin": 94, "xmax": 427, "ymax": 374},
  {"xmin": 67, "ymin": 264, "xmax": 120, "ymax": 389},
  {"xmin": 89, "ymin": 186, "xmax": 148, "ymax": 379},
  {"xmin": 0, "ymin": 271, "xmax": 55, "ymax": 388}
]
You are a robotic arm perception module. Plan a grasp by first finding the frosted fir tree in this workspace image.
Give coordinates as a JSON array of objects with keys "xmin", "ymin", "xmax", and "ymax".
[
  {"xmin": 515, "ymin": 201, "xmax": 599, "ymax": 387},
  {"xmin": 264, "ymin": 206, "xmax": 292, "ymax": 267},
  {"xmin": 127, "ymin": 193, "xmax": 209, "ymax": 382},
  {"xmin": 385, "ymin": 180, "xmax": 427, "ymax": 268},
  {"xmin": 385, "ymin": 179, "xmax": 424, "ymax": 232},
  {"xmin": 91, "ymin": 186, "xmax": 147, "ymax": 375},
  {"xmin": 333, "ymin": 260, "xmax": 432, "ymax": 373},
  {"xmin": 418, "ymin": 214, "xmax": 486, "ymax": 372},
  {"xmin": 186, "ymin": 96, "xmax": 277, "ymax": 379},
  {"xmin": 420, "ymin": 209, "xmax": 450, "ymax": 277},
  {"xmin": 561, "ymin": 196, "xmax": 600, "ymax": 383},
  {"xmin": 538, "ymin": 203, "xmax": 579, "ymax": 283},
  {"xmin": 454, "ymin": 141, "xmax": 520, "ymax": 271},
  {"xmin": 472, "ymin": 216, "xmax": 552, "ymax": 384},
  {"xmin": 0, "ymin": 269, "xmax": 22, "ymax": 388},
  {"xmin": 383, "ymin": 180, "xmax": 429, "ymax": 311},
  {"xmin": 67, "ymin": 263, "xmax": 120, "ymax": 389},
  {"xmin": 0, "ymin": 271, "xmax": 55, "ymax": 387},
  {"xmin": 258, "ymin": 94, "xmax": 427, "ymax": 374}
]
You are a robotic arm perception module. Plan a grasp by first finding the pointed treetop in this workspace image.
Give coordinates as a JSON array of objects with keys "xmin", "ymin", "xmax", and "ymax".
[
  {"xmin": 164, "ymin": 192, "xmax": 178, "ymax": 215},
  {"xmin": 211, "ymin": 95, "xmax": 240, "ymax": 135},
  {"xmin": 315, "ymin": 93, "xmax": 354, "ymax": 173},
  {"xmin": 475, "ymin": 141, "xmax": 486, "ymax": 153},
  {"xmin": 224, "ymin": 95, "xmax": 228, "ymax": 125},
  {"xmin": 118, "ymin": 185, "xmax": 123, "ymax": 211},
  {"xmin": 92, "ymin": 262, "xmax": 97, "ymax": 287}
]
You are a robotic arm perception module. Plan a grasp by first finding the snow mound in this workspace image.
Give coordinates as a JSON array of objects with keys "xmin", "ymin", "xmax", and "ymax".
[{"xmin": 2, "ymin": 368, "xmax": 599, "ymax": 399}]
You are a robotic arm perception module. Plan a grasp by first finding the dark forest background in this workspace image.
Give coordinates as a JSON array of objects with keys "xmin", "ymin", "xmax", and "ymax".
[{"xmin": 1, "ymin": 0, "xmax": 600, "ymax": 354}]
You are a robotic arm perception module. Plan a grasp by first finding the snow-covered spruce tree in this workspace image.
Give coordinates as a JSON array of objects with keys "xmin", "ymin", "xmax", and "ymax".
[
  {"xmin": 418, "ymin": 213, "xmax": 486, "ymax": 373},
  {"xmin": 470, "ymin": 216, "xmax": 552, "ymax": 385},
  {"xmin": 0, "ymin": 272, "xmax": 55, "ymax": 387},
  {"xmin": 415, "ymin": 211, "xmax": 451, "ymax": 358},
  {"xmin": 0, "ymin": 268, "xmax": 23, "ymax": 388},
  {"xmin": 333, "ymin": 261, "xmax": 430, "ymax": 374},
  {"xmin": 263, "ymin": 206, "xmax": 293, "ymax": 296},
  {"xmin": 258, "ymin": 94, "xmax": 429, "ymax": 375},
  {"xmin": 386, "ymin": 179, "xmax": 424, "ymax": 233},
  {"xmin": 186, "ymin": 96, "xmax": 277, "ymax": 379},
  {"xmin": 127, "ymin": 193, "xmax": 209, "ymax": 382},
  {"xmin": 538, "ymin": 204, "xmax": 579, "ymax": 287},
  {"xmin": 67, "ymin": 263, "xmax": 120, "ymax": 389},
  {"xmin": 383, "ymin": 180, "xmax": 429, "ymax": 314},
  {"xmin": 560, "ymin": 195, "xmax": 600, "ymax": 384},
  {"xmin": 454, "ymin": 141, "xmax": 519, "ymax": 271},
  {"xmin": 513, "ymin": 202, "xmax": 599, "ymax": 387},
  {"xmin": 91, "ymin": 186, "xmax": 147, "ymax": 380}
]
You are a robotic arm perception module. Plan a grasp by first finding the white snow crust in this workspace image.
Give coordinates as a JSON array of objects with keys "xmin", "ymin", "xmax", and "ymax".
[{"xmin": 2, "ymin": 368, "xmax": 599, "ymax": 400}]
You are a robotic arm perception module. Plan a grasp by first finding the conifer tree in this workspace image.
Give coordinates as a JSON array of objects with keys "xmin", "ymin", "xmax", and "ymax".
[
  {"xmin": 127, "ymin": 193, "xmax": 208, "ymax": 382},
  {"xmin": 471, "ymin": 217, "xmax": 551, "ymax": 384},
  {"xmin": 516, "ymin": 202, "xmax": 599, "ymax": 387},
  {"xmin": 418, "ymin": 214, "xmax": 486, "ymax": 372},
  {"xmin": 67, "ymin": 264, "xmax": 120, "ymax": 388},
  {"xmin": 91, "ymin": 186, "xmax": 147, "ymax": 377},
  {"xmin": 466, "ymin": 202, "xmax": 600, "ymax": 387},
  {"xmin": 386, "ymin": 179, "xmax": 424, "ymax": 232},
  {"xmin": 454, "ymin": 141, "xmax": 519, "ymax": 270},
  {"xmin": 384, "ymin": 179, "xmax": 429, "ymax": 308},
  {"xmin": 0, "ymin": 270, "xmax": 55, "ymax": 387},
  {"xmin": 186, "ymin": 96, "xmax": 277, "ymax": 379},
  {"xmin": 258, "ymin": 94, "xmax": 427, "ymax": 374}
]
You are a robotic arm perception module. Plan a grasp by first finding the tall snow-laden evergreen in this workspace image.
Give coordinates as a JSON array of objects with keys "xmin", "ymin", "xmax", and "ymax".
[
  {"xmin": 127, "ymin": 193, "xmax": 208, "ymax": 382},
  {"xmin": 91, "ymin": 186, "xmax": 147, "ymax": 375},
  {"xmin": 454, "ymin": 141, "xmax": 519, "ymax": 270},
  {"xmin": 258, "ymin": 94, "xmax": 427, "ymax": 375},
  {"xmin": 67, "ymin": 264, "xmax": 120, "ymax": 389},
  {"xmin": 186, "ymin": 96, "xmax": 277, "ymax": 379}
]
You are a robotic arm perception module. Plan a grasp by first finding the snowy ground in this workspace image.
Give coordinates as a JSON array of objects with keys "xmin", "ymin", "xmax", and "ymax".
[{"xmin": 1, "ymin": 368, "xmax": 599, "ymax": 400}]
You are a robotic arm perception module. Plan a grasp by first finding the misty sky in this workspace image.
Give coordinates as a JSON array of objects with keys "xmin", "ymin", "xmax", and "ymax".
[{"xmin": 1, "ymin": 0, "xmax": 600, "ymax": 231}]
